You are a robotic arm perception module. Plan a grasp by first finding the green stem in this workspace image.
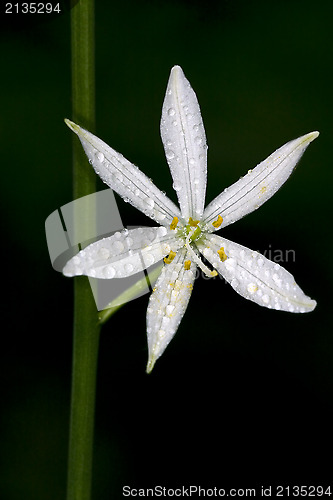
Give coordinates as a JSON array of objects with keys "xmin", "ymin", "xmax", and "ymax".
[{"xmin": 67, "ymin": 2, "xmax": 99, "ymax": 500}]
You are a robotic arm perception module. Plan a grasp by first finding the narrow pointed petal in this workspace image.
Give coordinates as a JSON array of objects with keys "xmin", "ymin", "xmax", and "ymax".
[
  {"xmin": 146, "ymin": 248, "xmax": 196, "ymax": 373},
  {"xmin": 197, "ymin": 234, "xmax": 316, "ymax": 312},
  {"xmin": 202, "ymin": 132, "xmax": 319, "ymax": 231},
  {"xmin": 160, "ymin": 66, "xmax": 207, "ymax": 220},
  {"xmin": 65, "ymin": 120, "xmax": 181, "ymax": 226},
  {"xmin": 63, "ymin": 227, "xmax": 183, "ymax": 278}
]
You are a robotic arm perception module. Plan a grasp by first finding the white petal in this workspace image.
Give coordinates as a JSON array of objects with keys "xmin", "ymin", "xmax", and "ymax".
[
  {"xmin": 65, "ymin": 120, "xmax": 181, "ymax": 226},
  {"xmin": 202, "ymin": 132, "xmax": 319, "ymax": 231},
  {"xmin": 146, "ymin": 248, "xmax": 196, "ymax": 373},
  {"xmin": 197, "ymin": 234, "xmax": 316, "ymax": 313},
  {"xmin": 160, "ymin": 66, "xmax": 207, "ymax": 220},
  {"xmin": 63, "ymin": 227, "xmax": 183, "ymax": 278}
]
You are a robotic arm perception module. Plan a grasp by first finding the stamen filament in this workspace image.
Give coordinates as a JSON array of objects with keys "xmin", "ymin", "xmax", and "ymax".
[{"xmin": 185, "ymin": 229, "xmax": 218, "ymax": 278}]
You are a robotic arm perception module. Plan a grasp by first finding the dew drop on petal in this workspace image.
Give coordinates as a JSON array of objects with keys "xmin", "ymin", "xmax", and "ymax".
[
  {"xmin": 144, "ymin": 254, "xmax": 155, "ymax": 267},
  {"xmin": 247, "ymin": 283, "xmax": 258, "ymax": 294},
  {"xmin": 173, "ymin": 182, "xmax": 182, "ymax": 191},
  {"xmin": 113, "ymin": 241, "xmax": 124, "ymax": 253},
  {"xmin": 166, "ymin": 305, "xmax": 174, "ymax": 316},
  {"xmin": 168, "ymin": 108, "xmax": 175, "ymax": 116},
  {"xmin": 262, "ymin": 294, "xmax": 270, "ymax": 304},
  {"xmin": 95, "ymin": 152, "xmax": 104, "ymax": 162},
  {"xmin": 103, "ymin": 266, "xmax": 116, "ymax": 278},
  {"xmin": 166, "ymin": 149, "xmax": 175, "ymax": 160},
  {"xmin": 98, "ymin": 247, "xmax": 110, "ymax": 260},
  {"xmin": 124, "ymin": 263, "xmax": 134, "ymax": 274},
  {"xmin": 145, "ymin": 198, "xmax": 155, "ymax": 209}
]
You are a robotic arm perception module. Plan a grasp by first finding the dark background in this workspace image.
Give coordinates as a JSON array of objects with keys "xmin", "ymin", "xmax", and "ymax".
[{"xmin": 1, "ymin": 0, "xmax": 332, "ymax": 498}]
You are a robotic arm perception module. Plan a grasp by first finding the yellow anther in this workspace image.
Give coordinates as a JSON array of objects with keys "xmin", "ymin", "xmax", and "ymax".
[
  {"xmin": 211, "ymin": 270, "xmax": 218, "ymax": 277},
  {"xmin": 184, "ymin": 260, "xmax": 191, "ymax": 270},
  {"xmin": 212, "ymin": 215, "xmax": 223, "ymax": 228},
  {"xmin": 164, "ymin": 250, "xmax": 177, "ymax": 264},
  {"xmin": 217, "ymin": 247, "xmax": 227, "ymax": 262},
  {"xmin": 188, "ymin": 217, "xmax": 199, "ymax": 227},
  {"xmin": 170, "ymin": 217, "xmax": 179, "ymax": 230}
]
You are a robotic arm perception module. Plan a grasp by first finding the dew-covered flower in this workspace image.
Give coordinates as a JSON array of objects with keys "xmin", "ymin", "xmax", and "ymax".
[{"xmin": 63, "ymin": 66, "xmax": 318, "ymax": 372}]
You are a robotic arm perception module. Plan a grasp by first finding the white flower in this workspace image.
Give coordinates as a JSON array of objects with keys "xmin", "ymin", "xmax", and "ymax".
[{"xmin": 63, "ymin": 66, "xmax": 318, "ymax": 373}]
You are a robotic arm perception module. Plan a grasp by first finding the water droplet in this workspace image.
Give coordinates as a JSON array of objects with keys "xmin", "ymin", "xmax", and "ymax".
[
  {"xmin": 145, "ymin": 198, "xmax": 155, "ymax": 209},
  {"xmin": 134, "ymin": 188, "xmax": 140, "ymax": 196},
  {"xmin": 104, "ymin": 266, "xmax": 116, "ymax": 278},
  {"xmin": 113, "ymin": 241, "xmax": 124, "ymax": 252},
  {"xmin": 262, "ymin": 294, "xmax": 270, "ymax": 304},
  {"xmin": 172, "ymin": 120, "xmax": 177, "ymax": 127},
  {"xmin": 193, "ymin": 124, "xmax": 199, "ymax": 132},
  {"xmin": 173, "ymin": 182, "xmax": 182, "ymax": 191},
  {"xmin": 189, "ymin": 158, "xmax": 195, "ymax": 165},
  {"xmin": 124, "ymin": 263, "xmax": 134, "ymax": 274},
  {"xmin": 166, "ymin": 149, "xmax": 175, "ymax": 160},
  {"xmin": 168, "ymin": 108, "xmax": 175, "ymax": 116},
  {"xmin": 194, "ymin": 178, "xmax": 199, "ymax": 185},
  {"xmin": 194, "ymin": 136, "xmax": 203, "ymax": 145},
  {"xmin": 96, "ymin": 152, "xmax": 104, "ymax": 162},
  {"xmin": 247, "ymin": 283, "xmax": 258, "ymax": 294},
  {"xmin": 144, "ymin": 254, "xmax": 155, "ymax": 267},
  {"xmin": 98, "ymin": 247, "xmax": 110, "ymax": 260},
  {"xmin": 166, "ymin": 305, "xmax": 174, "ymax": 316}
]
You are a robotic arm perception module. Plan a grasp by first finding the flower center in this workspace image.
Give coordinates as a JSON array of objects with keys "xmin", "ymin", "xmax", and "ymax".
[
  {"xmin": 185, "ymin": 227, "xmax": 217, "ymax": 278},
  {"xmin": 184, "ymin": 217, "xmax": 202, "ymax": 242}
]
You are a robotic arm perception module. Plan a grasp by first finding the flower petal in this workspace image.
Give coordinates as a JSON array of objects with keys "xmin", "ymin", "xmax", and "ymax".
[
  {"xmin": 197, "ymin": 234, "xmax": 316, "ymax": 312},
  {"xmin": 160, "ymin": 66, "xmax": 207, "ymax": 220},
  {"xmin": 63, "ymin": 227, "xmax": 183, "ymax": 278},
  {"xmin": 202, "ymin": 132, "xmax": 319, "ymax": 231},
  {"xmin": 65, "ymin": 120, "xmax": 181, "ymax": 226},
  {"xmin": 146, "ymin": 248, "xmax": 196, "ymax": 373}
]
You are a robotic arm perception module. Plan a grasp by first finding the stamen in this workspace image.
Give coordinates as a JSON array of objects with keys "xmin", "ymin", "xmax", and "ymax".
[
  {"xmin": 170, "ymin": 217, "xmax": 179, "ymax": 230},
  {"xmin": 188, "ymin": 217, "xmax": 199, "ymax": 227},
  {"xmin": 217, "ymin": 247, "xmax": 227, "ymax": 262},
  {"xmin": 164, "ymin": 250, "xmax": 176, "ymax": 264},
  {"xmin": 184, "ymin": 260, "xmax": 191, "ymax": 270},
  {"xmin": 212, "ymin": 215, "xmax": 223, "ymax": 228},
  {"xmin": 185, "ymin": 229, "xmax": 218, "ymax": 278}
]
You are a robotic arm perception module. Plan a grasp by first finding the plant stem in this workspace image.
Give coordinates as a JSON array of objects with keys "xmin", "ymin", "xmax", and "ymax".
[{"xmin": 67, "ymin": 1, "xmax": 99, "ymax": 500}]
